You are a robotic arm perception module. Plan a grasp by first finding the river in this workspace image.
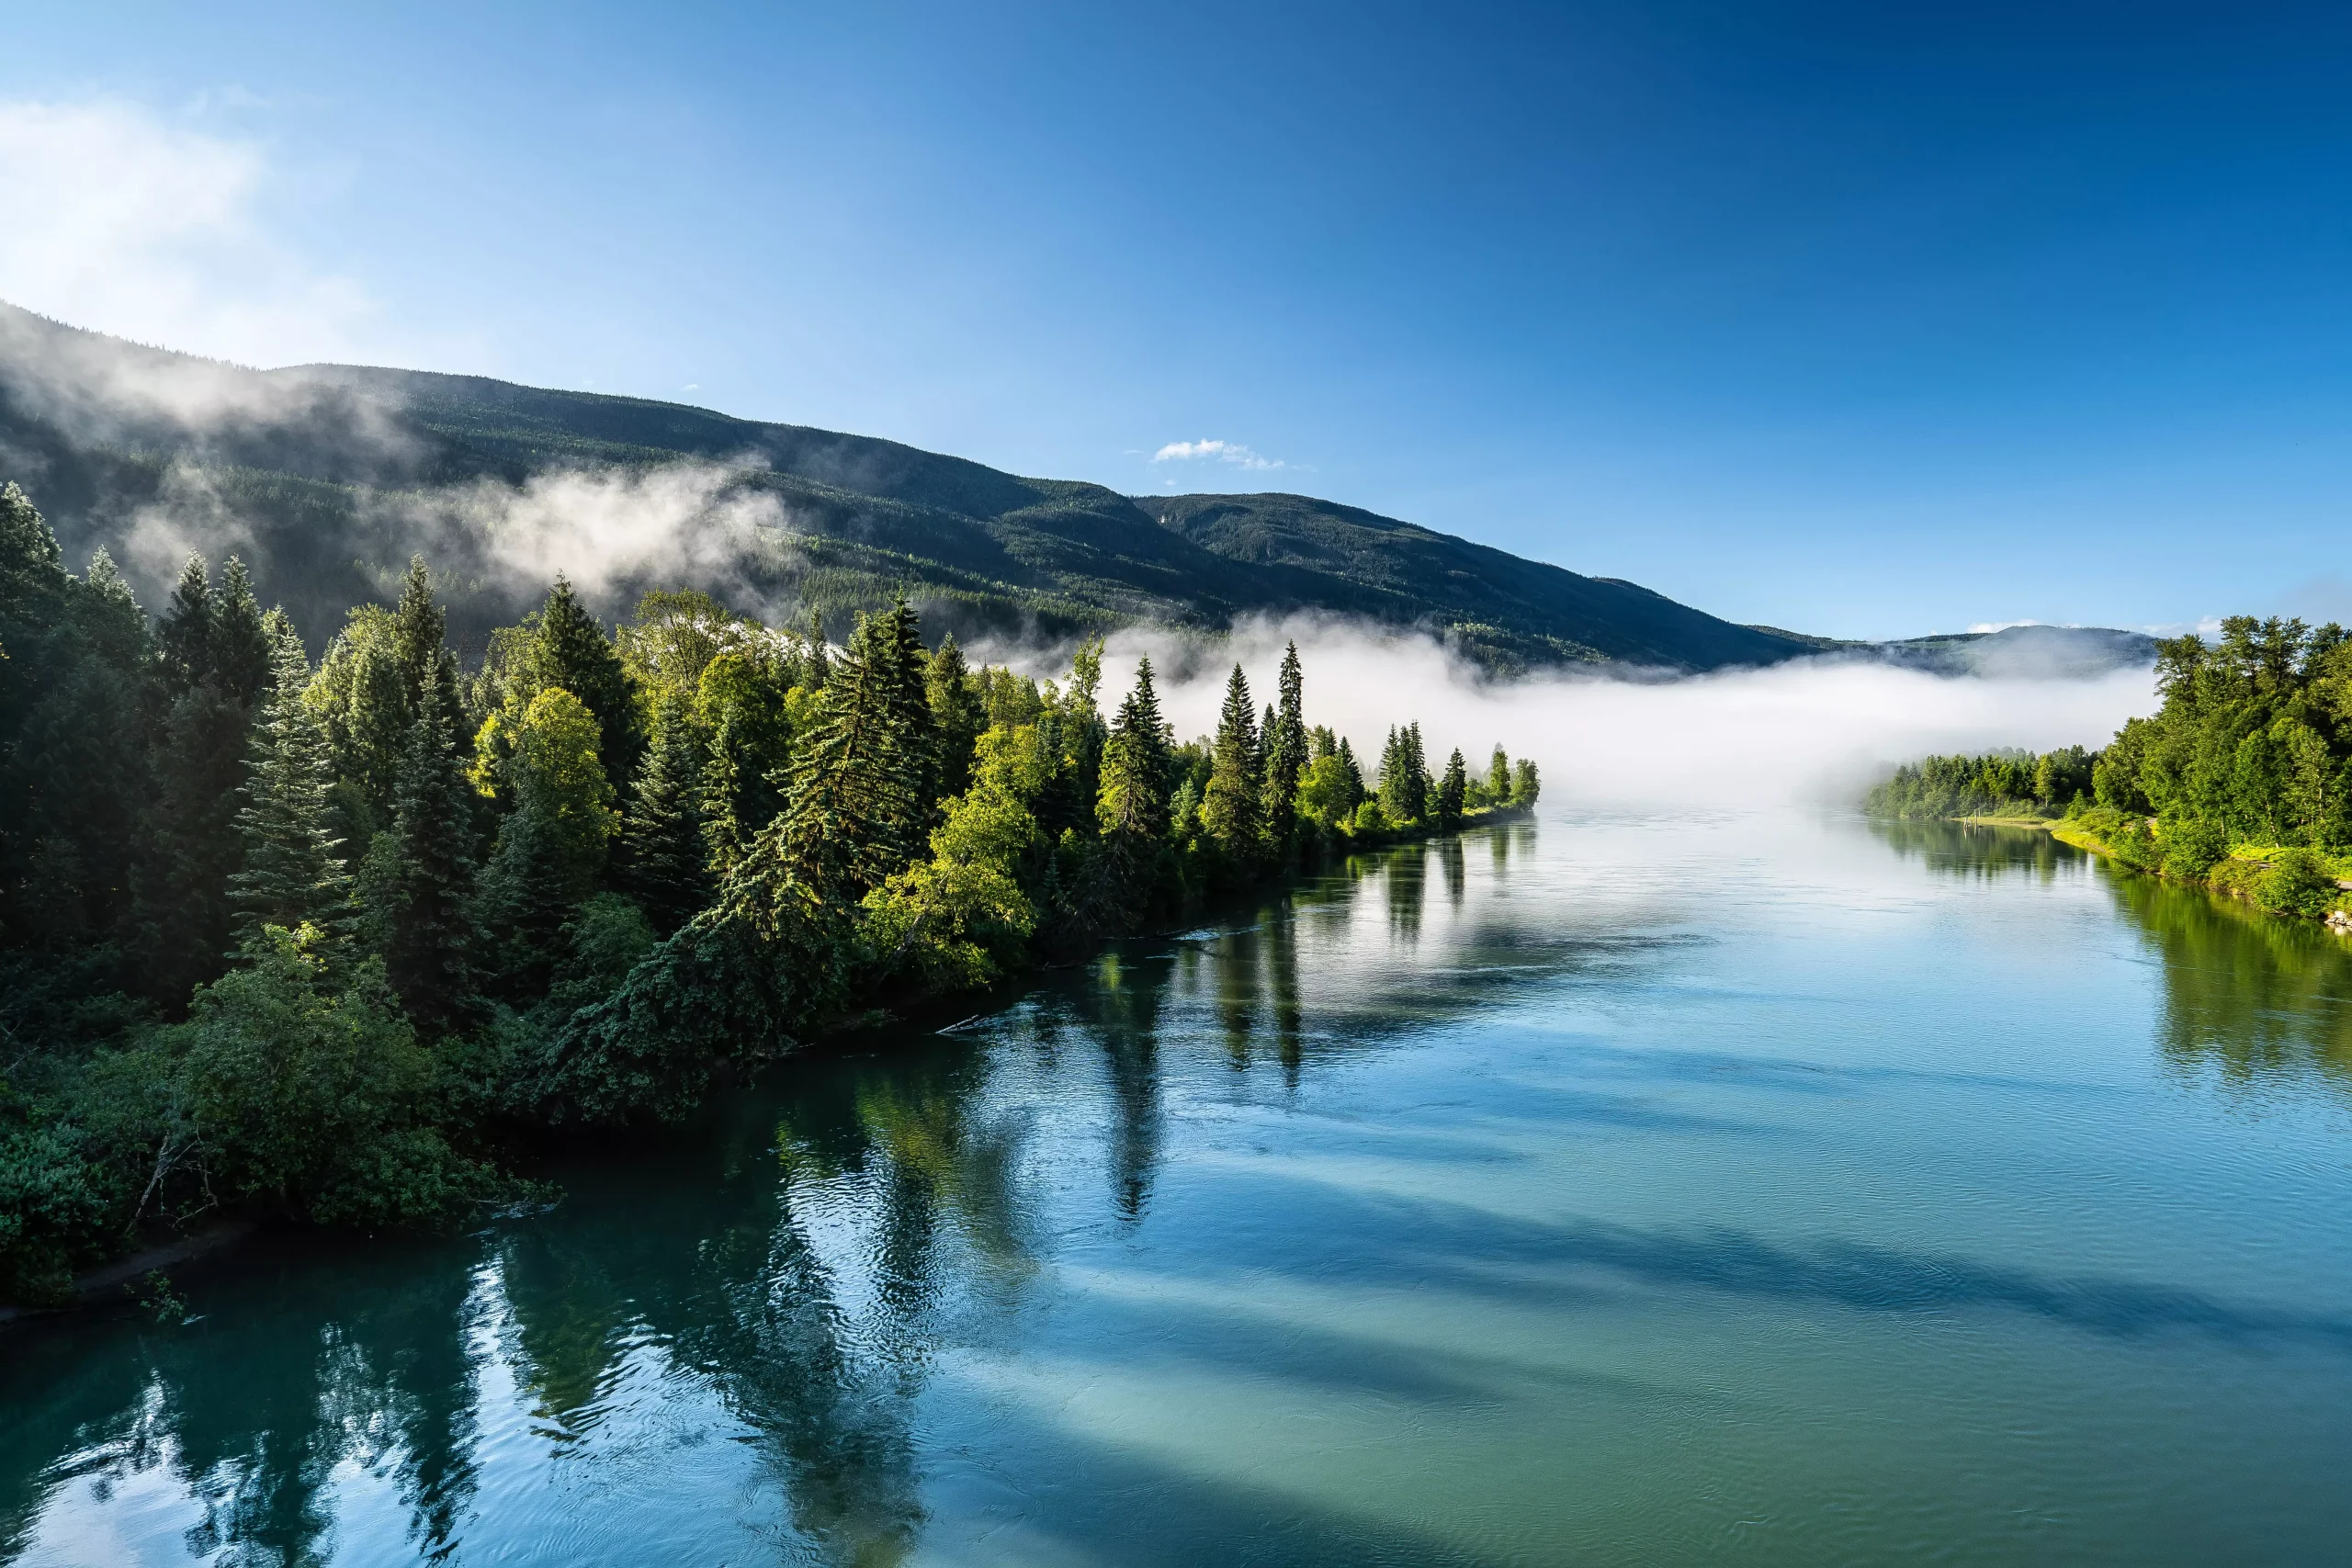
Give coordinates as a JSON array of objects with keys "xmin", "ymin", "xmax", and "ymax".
[{"xmin": 6, "ymin": 812, "xmax": 2351, "ymax": 1566}]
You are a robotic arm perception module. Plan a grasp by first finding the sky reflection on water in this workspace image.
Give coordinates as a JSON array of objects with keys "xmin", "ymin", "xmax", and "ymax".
[{"xmin": 6, "ymin": 813, "xmax": 2352, "ymax": 1566}]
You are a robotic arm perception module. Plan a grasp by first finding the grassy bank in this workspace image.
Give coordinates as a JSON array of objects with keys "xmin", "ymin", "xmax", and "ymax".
[{"xmin": 1951, "ymin": 807, "xmax": 2352, "ymax": 929}]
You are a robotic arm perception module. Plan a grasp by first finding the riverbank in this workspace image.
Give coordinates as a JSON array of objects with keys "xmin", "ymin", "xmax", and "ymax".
[
  {"xmin": 1944, "ymin": 808, "xmax": 2352, "ymax": 930},
  {"xmin": 4, "ymin": 809, "xmax": 1537, "ymax": 1323}
]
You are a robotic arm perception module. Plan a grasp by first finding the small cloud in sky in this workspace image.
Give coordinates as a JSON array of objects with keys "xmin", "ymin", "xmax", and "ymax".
[{"xmin": 1151, "ymin": 437, "xmax": 1284, "ymax": 471}]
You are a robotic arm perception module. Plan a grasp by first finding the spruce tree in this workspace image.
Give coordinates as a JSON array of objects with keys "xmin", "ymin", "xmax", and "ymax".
[
  {"xmin": 1438, "ymin": 748, "xmax": 1467, "ymax": 831},
  {"xmin": 532, "ymin": 575, "xmax": 641, "ymax": 790},
  {"xmin": 1089, "ymin": 658, "xmax": 1177, "ymax": 928},
  {"xmin": 927, "ymin": 632, "xmax": 986, "ymax": 801},
  {"xmin": 228, "ymin": 619, "xmax": 349, "ymax": 950},
  {"xmin": 803, "ymin": 606, "xmax": 831, "ymax": 686},
  {"xmin": 158, "ymin": 554, "xmax": 213, "ymax": 691},
  {"xmin": 1200, "ymin": 663, "xmax": 1262, "ymax": 858},
  {"xmin": 758, "ymin": 598, "xmax": 933, "ymax": 902},
  {"xmin": 698, "ymin": 649, "xmax": 794, "ymax": 880},
  {"xmin": 1261, "ymin": 640, "xmax": 1307, "ymax": 845},
  {"xmin": 383, "ymin": 659, "xmax": 479, "ymax": 1032},
  {"xmin": 390, "ymin": 555, "xmax": 447, "ymax": 713},
  {"xmin": 620, "ymin": 695, "xmax": 712, "ymax": 934},
  {"xmin": 1487, "ymin": 745, "xmax": 1511, "ymax": 803},
  {"xmin": 210, "ymin": 557, "xmax": 274, "ymax": 707}
]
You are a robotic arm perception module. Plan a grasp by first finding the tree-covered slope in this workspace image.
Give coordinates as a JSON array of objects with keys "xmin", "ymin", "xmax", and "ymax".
[{"xmin": 0, "ymin": 303, "xmax": 1814, "ymax": 671}]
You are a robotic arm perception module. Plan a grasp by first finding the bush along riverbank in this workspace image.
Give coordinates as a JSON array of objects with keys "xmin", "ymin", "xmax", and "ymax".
[
  {"xmin": 1864, "ymin": 615, "xmax": 2352, "ymax": 932},
  {"xmin": 0, "ymin": 479, "xmax": 1542, "ymax": 1309}
]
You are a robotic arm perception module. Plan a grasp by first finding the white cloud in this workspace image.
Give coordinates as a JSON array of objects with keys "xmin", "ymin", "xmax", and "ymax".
[
  {"xmin": 1150, "ymin": 437, "xmax": 1284, "ymax": 470},
  {"xmin": 0, "ymin": 97, "xmax": 375, "ymax": 366}
]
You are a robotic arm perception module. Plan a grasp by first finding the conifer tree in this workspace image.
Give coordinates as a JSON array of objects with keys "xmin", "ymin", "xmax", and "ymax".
[
  {"xmin": 697, "ymin": 649, "xmax": 794, "ymax": 879},
  {"xmin": 478, "ymin": 687, "xmax": 618, "ymax": 990},
  {"xmin": 1336, "ymin": 735, "xmax": 1365, "ymax": 803},
  {"xmin": 383, "ymin": 658, "xmax": 479, "ymax": 1032},
  {"xmin": 620, "ymin": 695, "xmax": 712, "ymax": 934},
  {"xmin": 1438, "ymin": 748, "xmax": 1468, "ymax": 831},
  {"xmin": 1487, "ymin": 745, "xmax": 1511, "ymax": 802},
  {"xmin": 927, "ymin": 631, "xmax": 986, "ymax": 801},
  {"xmin": 141, "ymin": 671, "xmax": 253, "ymax": 999},
  {"xmin": 759, "ymin": 598, "xmax": 933, "ymax": 902},
  {"xmin": 210, "ymin": 557, "xmax": 274, "ymax": 707},
  {"xmin": 1261, "ymin": 640, "xmax": 1307, "ymax": 845},
  {"xmin": 532, "ymin": 576, "xmax": 641, "ymax": 790},
  {"xmin": 1089, "ymin": 657, "xmax": 1177, "ymax": 927},
  {"xmin": 229, "ymin": 619, "xmax": 349, "ymax": 951},
  {"xmin": 1200, "ymin": 663, "xmax": 1262, "ymax": 858},
  {"xmin": 390, "ymin": 555, "xmax": 447, "ymax": 713},
  {"xmin": 158, "ymin": 554, "xmax": 213, "ymax": 691}
]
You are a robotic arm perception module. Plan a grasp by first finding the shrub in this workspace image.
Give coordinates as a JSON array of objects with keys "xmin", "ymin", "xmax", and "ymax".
[
  {"xmin": 2161, "ymin": 816, "xmax": 2229, "ymax": 882},
  {"xmin": 2255, "ymin": 848, "xmax": 2340, "ymax": 919}
]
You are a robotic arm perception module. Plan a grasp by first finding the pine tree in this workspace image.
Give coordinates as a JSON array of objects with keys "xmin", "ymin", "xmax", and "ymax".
[
  {"xmin": 1088, "ymin": 658, "xmax": 1177, "ymax": 929},
  {"xmin": 1487, "ymin": 746, "xmax": 1511, "ymax": 803},
  {"xmin": 1200, "ymin": 663, "xmax": 1262, "ymax": 858},
  {"xmin": 229, "ymin": 619, "xmax": 349, "ymax": 951},
  {"xmin": 621, "ymin": 695, "xmax": 712, "ymax": 933},
  {"xmin": 1437, "ymin": 748, "xmax": 1467, "ymax": 831},
  {"xmin": 158, "ymin": 554, "xmax": 213, "ymax": 691},
  {"xmin": 758, "ymin": 598, "xmax": 933, "ymax": 903},
  {"xmin": 532, "ymin": 575, "xmax": 641, "ymax": 791},
  {"xmin": 1261, "ymin": 640, "xmax": 1307, "ymax": 845},
  {"xmin": 209, "ymin": 557, "xmax": 274, "ymax": 707},
  {"xmin": 478, "ymin": 687, "xmax": 618, "ymax": 991},
  {"xmin": 697, "ymin": 649, "xmax": 795, "ymax": 880},
  {"xmin": 927, "ymin": 632, "xmax": 986, "ymax": 801},
  {"xmin": 383, "ymin": 658, "xmax": 478, "ymax": 1032},
  {"xmin": 1336, "ymin": 735, "xmax": 1365, "ymax": 803},
  {"xmin": 390, "ymin": 555, "xmax": 447, "ymax": 713}
]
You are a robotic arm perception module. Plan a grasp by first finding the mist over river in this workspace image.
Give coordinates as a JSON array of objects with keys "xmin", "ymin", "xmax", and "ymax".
[{"xmin": 6, "ymin": 810, "xmax": 2351, "ymax": 1566}]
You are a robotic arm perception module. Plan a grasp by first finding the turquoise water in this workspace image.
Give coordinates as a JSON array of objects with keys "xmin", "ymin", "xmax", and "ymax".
[{"xmin": 6, "ymin": 812, "xmax": 2352, "ymax": 1566}]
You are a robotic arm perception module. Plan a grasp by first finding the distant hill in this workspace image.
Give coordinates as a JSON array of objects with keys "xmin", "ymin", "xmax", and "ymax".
[
  {"xmin": 0, "ymin": 304, "xmax": 1818, "ymax": 670},
  {"xmin": 0, "ymin": 303, "xmax": 2158, "ymax": 677}
]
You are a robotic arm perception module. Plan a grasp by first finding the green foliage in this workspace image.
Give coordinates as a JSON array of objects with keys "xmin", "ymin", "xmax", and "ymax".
[
  {"xmin": 103, "ymin": 925, "xmax": 494, "ymax": 1232},
  {"xmin": 1437, "ymin": 749, "xmax": 1468, "ymax": 830},
  {"xmin": 1378, "ymin": 724, "xmax": 1430, "ymax": 825},
  {"xmin": 1510, "ymin": 757, "xmax": 1542, "ymax": 808},
  {"xmin": 619, "ymin": 695, "xmax": 712, "ymax": 934},
  {"xmin": 0, "ymin": 468, "xmax": 1491, "ymax": 1289},
  {"xmin": 382, "ymin": 660, "xmax": 480, "ymax": 1033},
  {"xmin": 2254, "ymin": 848, "xmax": 2340, "ymax": 919},
  {"xmin": 1865, "ymin": 747, "xmax": 2089, "ymax": 819},
  {"xmin": 1201, "ymin": 664, "xmax": 1262, "ymax": 858},
  {"xmin": 228, "ymin": 626, "xmax": 350, "ymax": 951},
  {"xmin": 2161, "ymin": 815, "xmax": 2229, "ymax": 882}
]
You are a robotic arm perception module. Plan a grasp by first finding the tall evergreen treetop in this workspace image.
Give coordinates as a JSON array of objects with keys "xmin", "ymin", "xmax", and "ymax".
[
  {"xmin": 210, "ymin": 558, "xmax": 274, "ymax": 708},
  {"xmin": 928, "ymin": 632, "xmax": 986, "ymax": 802},
  {"xmin": 531, "ymin": 575, "xmax": 642, "ymax": 791},
  {"xmin": 159, "ymin": 554, "xmax": 214, "ymax": 690},
  {"xmin": 229, "ymin": 618, "xmax": 349, "ymax": 952},
  {"xmin": 1262, "ymin": 640, "xmax": 1308, "ymax": 842},
  {"xmin": 1200, "ymin": 663, "xmax": 1262, "ymax": 857},
  {"xmin": 390, "ymin": 555, "xmax": 448, "ymax": 713},
  {"xmin": 383, "ymin": 657, "xmax": 479, "ymax": 1032},
  {"xmin": 759, "ymin": 597, "xmax": 934, "ymax": 903},
  {"xmin": 1437, "ymin": 748, "xmax": 1468, "ymax": 831}
]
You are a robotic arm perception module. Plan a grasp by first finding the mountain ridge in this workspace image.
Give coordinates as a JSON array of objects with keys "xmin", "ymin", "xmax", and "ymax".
[{"xmin": 0, "ymin": 303, "xmax": 2154, "ymax": 675}]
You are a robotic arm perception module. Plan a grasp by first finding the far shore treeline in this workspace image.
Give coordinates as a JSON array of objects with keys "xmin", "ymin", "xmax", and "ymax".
[
  {"xmin": 1867, "ymin": 615, "xmax": 2352, "ymax": 924},
  {"xmin": 0, "ymin": 481, "xmax": 1537, "ymax": 1304}
]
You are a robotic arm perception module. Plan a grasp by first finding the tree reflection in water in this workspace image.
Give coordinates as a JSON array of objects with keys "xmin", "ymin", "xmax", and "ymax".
[{"xmin": 0, "ymin": 823, "xmax": 1553, "ymax": 1568}]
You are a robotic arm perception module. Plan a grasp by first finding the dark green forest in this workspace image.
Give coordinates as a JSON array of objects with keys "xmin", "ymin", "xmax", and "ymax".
[
  {"xmin": 1867, "ymin": 615, "xmax": 2352, "ymax": 922},
  {"xmin": 0, "ymin": 479, "xmax": 1539, "ymax": 1305}
]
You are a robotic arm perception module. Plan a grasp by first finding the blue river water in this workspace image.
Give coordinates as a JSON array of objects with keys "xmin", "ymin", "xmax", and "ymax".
[{"xmin": 5, "ymin": 810, "xmax": 2350, "ymax": 1565}]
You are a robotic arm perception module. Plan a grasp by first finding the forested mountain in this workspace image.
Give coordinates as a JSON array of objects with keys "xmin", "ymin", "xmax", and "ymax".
[{"xmin": 0, "ymin": 302, "xmax": 1811, "ymax": 671}]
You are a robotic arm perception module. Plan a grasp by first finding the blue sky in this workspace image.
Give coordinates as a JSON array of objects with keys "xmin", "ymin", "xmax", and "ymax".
[{"xmin": 3, "ymin": 1, "xmax": 2347, "ymax": 639}]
